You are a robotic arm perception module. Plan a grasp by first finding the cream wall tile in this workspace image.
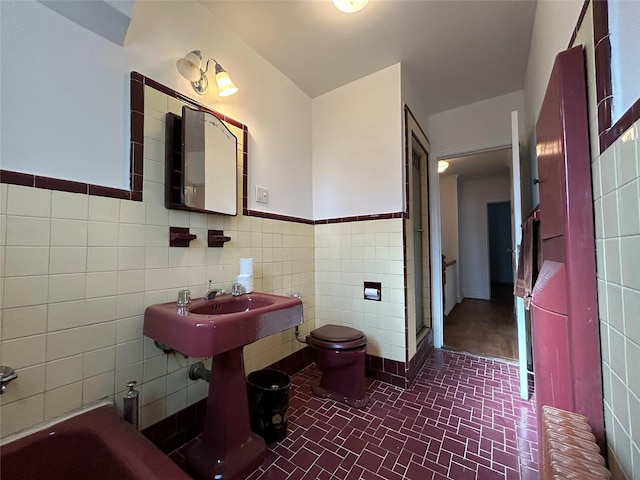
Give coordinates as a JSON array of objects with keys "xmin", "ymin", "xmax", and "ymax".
[
  {"xmin": 6, "ymin": 185, "xmax": 51, "ymax": 217},
  {"xmin": 3, "ymin": 275, "xmax": 49, "ymax": 308},
  {"xmin": 140, "ymin": 399, "xmax": 165, "ymax": 430},
  {"xmin": 146, "ymin": 204, "xmax": 169, "ymax": 226},
  {"xmin": 146, "ymin": 247, "xmax": 168, "ymax": 268},
  {"xmin": 45, "ymin": 355, "xmax": 83, "ymax": 390},
  {"xmin": 116, "ymin": 316, "xmax": 143, "ymax": 343},
  {"xmin": 88, "ymin": 195, "xmax": 120, "ymax": 222},
  {"xmin": 1, "ymin": 334, "xmax": 46, "ymax": 368},
  {"xmin": 119, "ymin": 247, "xmax": 146, "ymax": 270},
  {"xmin": 623, "ymin": 288, "xmax": 640, "ymax": 345},
  {"xmin": 621, "ymin": 236, "xmax": 640, "ymax": 291},
  {"xmin": 84, "ymin": 322, "xmax": 116, "ymax": 352},
  {"xmin": 86, "ymin": 296, "xmax": 118, "ymax": 325},
  {"xmin": 187, "ymin": 380, "xmax": 208, "ymax": 406},
  {"xmin": 627, "ymin": 340, "xmax": 640, "ymax": 399},
  {"xmin": 166, "ymin": 389, "xmax": 187, "ymax": 417},
  {"xmin": 604, "ymin": 239, "xmax": 621, "ymax": 285},
  {"xmin": 166, "ymin": 368, "xmax": 188, "ymax": 395},
  {"xmin": 87, "ymin": 246, "xmax": 118, "ymax": 272},
  {"xmin": 618, "ymin": 180, "xmax": 640, "ymax": 236},
  {"xmin": 48, "ymin": 273, "xmax": 86, "ymax": 303},
  {"xmin": 144, "ymin": 137, "xmax": 164, "ymax": 163},
  {"xmin": 0, "ymin": 184, "xmax": 7, "ymax": 214},
  {"xmin": 84, "ymin": 346, "xmax": 116, "ymax": 378},
  {"xmin": 49, "ymin": 247, "xmax": 87, "ymax": 274},
  {"xmin": 144, "ymin": 116, "xmax": 164, "ymax": 142},
  {"xmin": 117, "ymin": 293, "xmax": 145, "ymax": 319},
  {"xmin": 119, "ymin": 224, "xmax": 146, "ymax": 246},
  {"xmin": 6, "ymin": 216, "xmax": 51, "ymax": 246},
  {"xmin": 1, "ymin": 305, "xmax": 47, "ymax": 340},
  {"xmin": 169, "ymin": 210, "xmax": 190, "ymax": 228},
  {"xmin": 46, "ymin": 328, "xmax": 84, "ymax": 361},
  {"xmin": 51, "ymin": 191, "xmax": 88, "ymax": 220},
  {"xmin": 118, "ymin": 270, "xmax": 145, "ymax": 294},
  {"xmin": 0, "ymin": 364, "xmax": 44, "ymax": 402},
  {"xmin": 51, "ymin": 219, "xmax": 87, "ymax": 246},
  {"xmin": 86, "ymin": 271, "xmax": 118, "ymax": 299},
  {"xmin": 115, "ymin": 363, "xmax": 143, "ymax": 394},
  {"xmin": 601, "ymin": 146, "xmax": 617, "ymax": 195},
  {"xmin": 143, "ymin": 181, "xmax": 164, "ymax": 205},
  {"xmin": 82, "ymin": 371, "xmax": 114, "ymax": 405},
  {"xmin": 0, "ymin": 393, "xmax": 44, "ymax": 437},
  {"xmin": 0, "ymin": 215, "xmax": 6, "ymax": 248},
  {"xmin": 616, "ymin": 125, "xmax": 639, "ymax": 186},
  {"xmin": 88, "ymin": 222, "xmax": 119, "ymax": 246},
  {"xmin": 48, "ymin": 300, "xmax": 86, "ymax": 331},
  {"xmin": 45, "ymin": 382, "xmax": 82, "ymax": 420},
  {"xmin": 602, "ymin": 192, "xmax": 620, "ymax": 238},
  {"xmin": 4, "ymin": 247, "xmax": 49, "ymax": 276},
  {"xmin": 120, "ymin": 200, "xmax": 146, "ymax": 224},
  {"xmin": 141, "ymin": 376, "xmax": 166, "ymax": 406},
  {"xmin": 143, "ymin": 355, "xmax": 167, "ymax": 382},
  {"xmin": 116, "ymin": 339, "xmax": 143, "ymax": 368}
]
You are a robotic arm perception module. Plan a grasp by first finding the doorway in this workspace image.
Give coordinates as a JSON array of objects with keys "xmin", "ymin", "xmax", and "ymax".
[
  {"xmin": 439, "ymin": 148, "xmax": 518, "ymax": 360},
  {"xmin": 487, "ymin": 201, "xmax": 513, "ymax": 302}
]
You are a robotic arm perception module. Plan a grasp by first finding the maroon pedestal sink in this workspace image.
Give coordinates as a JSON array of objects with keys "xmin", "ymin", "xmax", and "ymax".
[{"xmin": 143, "ymin": 292, "xmax": 303, "ymax": 480}]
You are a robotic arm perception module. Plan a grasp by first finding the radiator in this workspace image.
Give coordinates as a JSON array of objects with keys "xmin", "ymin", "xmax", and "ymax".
[{"xmin": 540, "ymin": 406, "xmax": 610, "ymax": 479}]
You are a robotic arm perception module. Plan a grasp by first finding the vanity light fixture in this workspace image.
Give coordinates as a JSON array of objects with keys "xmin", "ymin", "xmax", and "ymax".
[
  {"xmin": 332, "ymin": 0, "xmax": 369, "ymax": 14},
  {"xmin": 176, "ymin": 50, "xmax": 238, "ymax": 97},
  {"xmin": 438, "ymin": 160, "xmax": 450, "ymax": 174}
]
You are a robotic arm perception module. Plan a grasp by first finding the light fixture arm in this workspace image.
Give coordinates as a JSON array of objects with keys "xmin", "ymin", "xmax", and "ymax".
[{"xmin": 201, "ymin": 58, "xmax": 221, "ymax": 75}]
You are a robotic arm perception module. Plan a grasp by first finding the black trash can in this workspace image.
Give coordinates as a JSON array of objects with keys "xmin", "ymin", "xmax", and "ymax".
[{"xmin": 247, "ymin": 369, "xmax": 291, "ymax": 443}]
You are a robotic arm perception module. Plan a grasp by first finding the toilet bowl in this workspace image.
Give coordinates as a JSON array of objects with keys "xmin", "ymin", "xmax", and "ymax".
[{"xmin": 306, "ymin": 324, "xmax": 369, "ymax": 408}]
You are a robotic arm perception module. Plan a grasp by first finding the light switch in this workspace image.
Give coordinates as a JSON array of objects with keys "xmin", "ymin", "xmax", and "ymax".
[{"xmin": 256, "ymin": 186, "xmax": 269, "ymax": 204}]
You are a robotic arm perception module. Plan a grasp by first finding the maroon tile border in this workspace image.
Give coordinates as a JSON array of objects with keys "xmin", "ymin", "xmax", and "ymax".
[
  {"xmin": 590, "ymin": 0, "xmax": 640, "ymax": 153},
  {"xmin": 267, "ymin": 346, "xmax": 314, "ymax": 376},
  {"xmin": 142, "ymin": 398, "xmax": 207, "ymax": 454}
]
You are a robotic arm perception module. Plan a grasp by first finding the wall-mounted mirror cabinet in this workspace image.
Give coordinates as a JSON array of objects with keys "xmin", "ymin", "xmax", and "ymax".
[
  {"xmin": 130, "ymin": 72, "xmax": 247, "ymax": 216},
  {"xmin": 166, "ymin": 106, "xmax": 237, "ymax": 215}
]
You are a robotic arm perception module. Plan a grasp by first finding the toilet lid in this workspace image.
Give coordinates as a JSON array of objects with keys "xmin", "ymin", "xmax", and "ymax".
[{"xmin": 310, "ymin": 325, "xmax": 365, "ymax": 343}]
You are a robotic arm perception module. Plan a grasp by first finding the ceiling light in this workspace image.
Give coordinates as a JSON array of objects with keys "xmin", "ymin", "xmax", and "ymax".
[
  {"xmin": 176, "ymin": 50, "xmax": 238, "ymax": 96},
  {"xmin": 438, "ymin": 160, "xmax": 450, "ymax": 174},
  {"xmin": 332, "ymin": 0, "xmax": 369, "ymax": 14}
]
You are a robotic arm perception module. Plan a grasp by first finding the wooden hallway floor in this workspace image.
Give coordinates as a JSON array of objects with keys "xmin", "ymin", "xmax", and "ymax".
[{"xmin": 443, "ymin": 298, "xmax": 518, "ymax": 361}]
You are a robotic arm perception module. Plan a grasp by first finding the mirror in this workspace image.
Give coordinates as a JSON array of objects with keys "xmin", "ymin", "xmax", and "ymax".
[
  {"xmin": 166, "ymin": 106, "xmax": 237, "ymax": 215},
  {"xmin": 130, "ymin": 72, "xmax": 247, "ymax": 216}
]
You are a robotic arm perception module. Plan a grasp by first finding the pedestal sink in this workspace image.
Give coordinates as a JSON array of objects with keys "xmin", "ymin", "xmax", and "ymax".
[{"xmin": 143, "ymin": 292, "xmax": 303, "ymax": 480}]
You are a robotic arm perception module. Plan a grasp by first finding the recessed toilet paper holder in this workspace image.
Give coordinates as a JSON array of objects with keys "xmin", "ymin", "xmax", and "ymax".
[{"xmin": 364, "ymin": 281, "xmax": 381, "ymax": 301}]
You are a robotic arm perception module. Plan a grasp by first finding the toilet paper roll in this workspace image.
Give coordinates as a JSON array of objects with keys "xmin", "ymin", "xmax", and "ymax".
[
  {"xmin": 364, "ymin": 287, "xmax": 380, "ymax": 300},
  {"xmin": 239, "ymin": 258, "xmax": 253, "ymax": 275},
  {"xmin": 237, "ymin": 274, "xmax": 253, "ymax": 293}
]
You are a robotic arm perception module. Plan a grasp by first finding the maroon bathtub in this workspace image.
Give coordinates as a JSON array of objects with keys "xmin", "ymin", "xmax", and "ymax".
[{"xmin": 0, "ymin": 405, "xmax": 191, "ymax": 480}]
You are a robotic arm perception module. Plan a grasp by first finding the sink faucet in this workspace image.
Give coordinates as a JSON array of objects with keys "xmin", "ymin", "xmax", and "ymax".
[{"xmin": 204, "ymin": 280, "xmax": 224, "ymax": 301}]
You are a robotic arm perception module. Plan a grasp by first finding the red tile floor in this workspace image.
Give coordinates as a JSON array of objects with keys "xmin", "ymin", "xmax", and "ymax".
[{"xmin": 245, "ymin": 349, "xmax": 539, "ymax": 480}]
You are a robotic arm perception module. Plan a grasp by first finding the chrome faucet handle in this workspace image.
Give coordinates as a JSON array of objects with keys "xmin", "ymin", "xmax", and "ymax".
[
  {"xmin": 231, "ymin": 283, "xmax": 245, "ymax": 297},
  {"xmin": 292, "ymin": 292, "xmax": 302, "ymax": 299},
  {"xmin": 176, "ymin": 289, "xmax": 191, "ymax": 307},
  {"xmin": 0, "ymin": 366, "xmax": 18, "ymax": 394}
]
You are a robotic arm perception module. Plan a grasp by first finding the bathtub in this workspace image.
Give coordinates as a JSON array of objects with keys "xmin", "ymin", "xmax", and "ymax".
[{"xmin": 0, "ymin": 405, "xmax": 191, "ymax": 480}]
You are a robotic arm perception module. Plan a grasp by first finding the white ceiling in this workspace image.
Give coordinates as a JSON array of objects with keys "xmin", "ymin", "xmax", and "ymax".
[
  {"xmin": 200, "ymin": 0, "xmax": 537, "ymax": 116},
  {"xmin": 440, "ymin": 148, "xmax": 512, "ymax": 180}
]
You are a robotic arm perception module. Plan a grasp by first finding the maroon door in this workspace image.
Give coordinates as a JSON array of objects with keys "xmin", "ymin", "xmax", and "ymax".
[{"xmin": 532, "ymin": 45, "xmax": 605, "ymax": 451}]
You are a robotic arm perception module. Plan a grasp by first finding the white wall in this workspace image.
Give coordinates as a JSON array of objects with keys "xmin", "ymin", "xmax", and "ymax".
[
  {"xmin": 0, "ymin": 0, "xmax": 314, "ymax": 219},
  {"xmin": 427, "ymin": 90, "xmax": 525, "ymax": 162},
  {"xmin": 458, "ymin": 175, "xmax": 511, "ymax": 300},
  {"xmin": 312, "ymin": 64, "xmax": 403, "ymax": 219},
  {"xmin": 439, "ymin": 175, "xmax": 459, "ymax": 262}
]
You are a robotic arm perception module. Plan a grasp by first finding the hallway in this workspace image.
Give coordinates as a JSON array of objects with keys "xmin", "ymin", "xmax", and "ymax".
[{"xmin": 444, "ymin": 298, "xmax": 518, "ymax": 361}]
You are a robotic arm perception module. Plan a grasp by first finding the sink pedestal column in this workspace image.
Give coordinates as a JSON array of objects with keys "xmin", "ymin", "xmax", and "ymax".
[{"xmin": 184, "ymin": 347, "xmax": 265, "ymax": 480}]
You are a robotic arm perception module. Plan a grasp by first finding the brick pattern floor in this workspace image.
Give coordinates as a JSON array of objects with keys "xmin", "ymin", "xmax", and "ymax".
[{"xmin": 247, "ymin": 349, "xmax": 539, "ymax": 480}]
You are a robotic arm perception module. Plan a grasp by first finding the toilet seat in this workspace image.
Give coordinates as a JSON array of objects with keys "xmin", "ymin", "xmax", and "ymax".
[{"xmin": 308, "ymin": 325, "xmax": 366, "ymax": 350}]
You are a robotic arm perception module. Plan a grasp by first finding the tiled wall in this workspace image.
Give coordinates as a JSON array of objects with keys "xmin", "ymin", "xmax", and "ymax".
[
  {"xmin": 571, "ymin": 4, "xmax": 640, "ymax": 477},
  {"xmin": 314, "ymin": 220, "xmax": 406, "ymax": 362},
  {"xmin": 593, "ymin": 119, "xmax": 640, "ymax": 478},
  {"xmin": 0, "ymin": 91, "xmax": 316, "ymax": 439}
]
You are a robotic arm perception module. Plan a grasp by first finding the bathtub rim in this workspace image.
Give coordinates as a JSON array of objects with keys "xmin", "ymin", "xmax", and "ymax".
[{"xmin": 0, "ymin": 398, "xmax": 112, "ymax": 446}]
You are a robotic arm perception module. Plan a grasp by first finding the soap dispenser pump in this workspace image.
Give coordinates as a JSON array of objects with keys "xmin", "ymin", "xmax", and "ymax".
[{"xmin": 123, "ymin": 380, "xmax": 139, "ymax": 429}]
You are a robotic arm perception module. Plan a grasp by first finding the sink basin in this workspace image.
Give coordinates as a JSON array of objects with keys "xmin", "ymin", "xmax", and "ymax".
[
  {"xmin": 143, "ymin": 292, "xmax": 303, "ymax": 358},
  {"xmin": 188, "ymin": 296, "xmax": 273, "ymax": 315}
]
